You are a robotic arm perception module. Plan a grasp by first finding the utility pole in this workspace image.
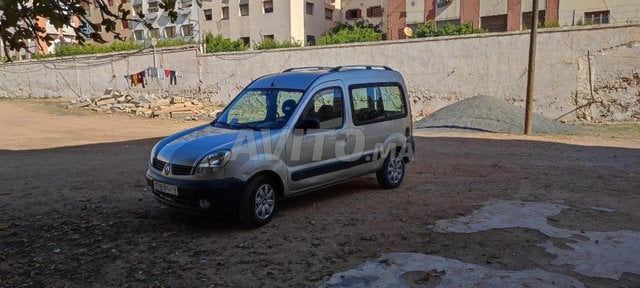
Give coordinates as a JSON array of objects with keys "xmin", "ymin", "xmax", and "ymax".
[{"xmin": 524, "ymin": 0, "xmax": 539, "ymax": 135}]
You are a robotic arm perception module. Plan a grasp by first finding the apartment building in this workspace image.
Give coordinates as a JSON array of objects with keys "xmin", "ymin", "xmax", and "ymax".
[
  {"xmin": 198, "ymin": 0, "xmax": 339, "ymax": 47},
  {"xmin": 130, "ymin": 0, "xmax": 201, "ymax": 44},
  {"xmin": 79, "ymin": 0, "xmax": 133, "ymax": 43},
  {"xmin": 339, "ymin": 0, "xmax": 408, "ymax": 40},
  {"xmin": 558, "ymin": 0, "xmax": 640, "ymax": 26},
  {"xmin": 404, "ymin": 0, "xmax": 639, "ymax": 34}
]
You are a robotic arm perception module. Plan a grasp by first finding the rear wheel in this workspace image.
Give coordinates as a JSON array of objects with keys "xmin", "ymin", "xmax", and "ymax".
[
  {"xmin": 238, "ymin": 175, "xmax": 278, "ymax": 227},
  {"xmin": 376, "ymin": 150, "xmax": 405, "ymax": 189}
]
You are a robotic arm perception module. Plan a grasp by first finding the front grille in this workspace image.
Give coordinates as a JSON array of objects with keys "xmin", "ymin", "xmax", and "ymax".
[
  {"xmin": 152, "ymin": 190, "xmax": 197, "ymax": 207},
  {"xmin": 152, "ymin": 158, "xmax": 193, "ymax": 175},
  {"xmin": 152, "ymin": 158, "xmax": 166, "ymax": 171},
  {"xmin": 171, "ymin": 164, "xmax": 193, "ymax": 175}
]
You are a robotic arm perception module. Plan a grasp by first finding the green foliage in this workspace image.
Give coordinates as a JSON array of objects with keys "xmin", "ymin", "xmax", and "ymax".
[
  {"xmin": 413, "ymin": 21, "xmax": 486, "ymax": 38},
  {"xmin": 155, "ymin": 38, "xmax": 193, "ymax": 48},
  {"xmin": 543, "ymin": 20, "xmax": 560, "ymax": 28},
  {"xmin": 575, "ymin": 18, "xmax": 595, "ymax": 26},
  {"xmin": 54, "ymin": 40, "xmax": 142, "ymax": 57},
  {"xmin": 319, "ymin": 21, "xmax": 383, "ymax": 45},
  {"xmin": 204, "ymin": 33, "xmax": 247, "ymax": 53},
  {"xmin": 255, "ymin": 38, "xmax": 301, "ymax": 50}
]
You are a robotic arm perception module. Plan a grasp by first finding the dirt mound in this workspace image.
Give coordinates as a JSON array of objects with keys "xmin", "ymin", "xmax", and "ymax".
[{"xmin": 414, "ymin": 95, "xmax": 574, "ymax": 134}]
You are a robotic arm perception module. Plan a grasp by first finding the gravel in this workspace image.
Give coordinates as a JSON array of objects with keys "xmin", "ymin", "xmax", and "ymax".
[{"xmin": 414, "ymin": 95, "xmax": 575, "ymax": 134}]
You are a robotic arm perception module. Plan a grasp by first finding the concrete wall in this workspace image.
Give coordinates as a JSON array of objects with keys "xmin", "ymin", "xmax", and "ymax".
[{"xmin": 1, "ymin": 24, "xmax": 639, "ymax": 122}]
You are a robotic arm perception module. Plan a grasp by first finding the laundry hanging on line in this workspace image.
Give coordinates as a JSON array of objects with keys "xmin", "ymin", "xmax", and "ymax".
[{"xmin": 124, "ymin": 67, "xmax": 183, "ymax": 87}]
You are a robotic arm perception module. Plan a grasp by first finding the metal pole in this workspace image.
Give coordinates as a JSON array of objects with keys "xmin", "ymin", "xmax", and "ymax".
[{"xmin": 524, "ymin": 0, "xmax": 539, "ymax": 135}]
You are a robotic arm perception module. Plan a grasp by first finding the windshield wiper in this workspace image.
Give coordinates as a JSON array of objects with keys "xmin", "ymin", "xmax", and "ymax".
[
  {"xmin": 236, "ymin": 123, "xmax": 260, "ymax": 131},
  {"xmin": 213, "ymin": 120, "xmax": 233, "ymax": 128}
]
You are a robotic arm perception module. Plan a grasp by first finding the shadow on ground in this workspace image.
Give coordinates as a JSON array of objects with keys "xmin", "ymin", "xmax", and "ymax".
[{"xmin": 1, "ymin": 136, "xmax": 639, "ymax": 287}]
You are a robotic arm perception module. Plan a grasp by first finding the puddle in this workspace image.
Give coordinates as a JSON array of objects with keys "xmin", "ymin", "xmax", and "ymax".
[
  {"xmin": 321, "ymin": 253, "xmax": 584, "ymax": 288},
  {"xmin": 432, "ymin": 200, "xmax": 640, "ymax": 280}
]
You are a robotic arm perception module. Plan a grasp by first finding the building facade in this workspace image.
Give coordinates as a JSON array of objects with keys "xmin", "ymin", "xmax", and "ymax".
[
  {"xmin": 405, "ymin": 0, "xmax": 639, "ymax": 34},
  {"xmin": 198, "ymin": 0, "xmax": 339, "ymax": 47},
  {"xmin": 129, "ymin": 0, "xmax": 201, "ymax": 45}
]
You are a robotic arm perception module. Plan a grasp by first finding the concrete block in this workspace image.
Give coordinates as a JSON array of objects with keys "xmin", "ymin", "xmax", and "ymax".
[
  {"xmin": 96, "ymin": 98, "xmax": 116, "ymax": 106},
  {"xmin": 171, "ymin": 111, "xmax": 193, "ymax": 119}
]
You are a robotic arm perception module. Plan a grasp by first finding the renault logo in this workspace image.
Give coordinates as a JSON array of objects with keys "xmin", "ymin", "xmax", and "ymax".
[{"xmin": 163, "ymin": 164, "xmax": 171, "ymax": 175}]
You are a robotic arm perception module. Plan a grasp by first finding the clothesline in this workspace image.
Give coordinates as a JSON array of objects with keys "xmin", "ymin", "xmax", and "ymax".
[{"xmin": 124, "ymin": 67, "xmax": 183, "ymax": 88}]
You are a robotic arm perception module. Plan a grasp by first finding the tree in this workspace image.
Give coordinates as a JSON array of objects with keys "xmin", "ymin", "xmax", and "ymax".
[
  {"xmin": 0, "ymin": 0, "xmax": 178, "ymax": 61},
  {"xmin": 318, "ymin": 21, "xmax": 383, "ymax": 45}
]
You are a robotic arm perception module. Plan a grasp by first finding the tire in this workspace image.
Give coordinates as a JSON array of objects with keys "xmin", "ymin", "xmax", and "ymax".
[
  {"xmin": 238, "ymin": 175, "xmax": 278, "ymax": 227},
  {"xmin": 376, "ymin": 150, "xmax": 405, "ymax": 189}
]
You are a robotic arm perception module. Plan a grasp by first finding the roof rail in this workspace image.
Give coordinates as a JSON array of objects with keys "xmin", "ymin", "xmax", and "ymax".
[
  {"xmin": 329, "ymin": 65, "xmax": 393, "ymax": 72},
  {"xmin": 282, "ymin": 66, "xmax": 332, "ymax": 73}
]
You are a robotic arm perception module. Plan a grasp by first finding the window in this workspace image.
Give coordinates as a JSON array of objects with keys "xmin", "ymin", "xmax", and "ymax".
[
  {"xmin": 147, "ymin": 1, "xmax": 158, "ymax": 13},
  {"xmin": 585, "ymin": 11, "xmax": 610, "ymax": 24},
  {"xmin": 181, "ymin": 24, "xmax": 193, "ymax": 36},
  {"xmin": 367, "ymin": 6, "xmax": 382, "ymax": 18},
  {"xmin": 134, "ymin": 30, "xmax": 144, "ymax": 40},
  {"xmin": 263, "ymin": 0, "xmax": 273, "ymax": 13},
  {"xmin": 221, "ymin": 6, "xmax": 229, "ymax": 19},
  {"xmin": 180, "ymin": 0, "xmax": 192, "ymax": 8},
  {"xmin": 165, "ymin": 26, "xmax": 176, "ymax": 38},
  {"xmin": 349, "ymin": 84, "xmax": 407, "ymax": 125},
  {"xmin": 306, "ymin": 2, "xmax": 314, "ymax": 15},
  {"xmin": 108, "ymin": 0, "xmax": 114, "ymax": 6},
  {"xmin": 122, "ymin": 19, "xmax": 129, "ymax": 29},
  {"xmin": 204, "ymin": 9, "xmax": 213, "ymax": 21},
  {"xmin": 480, "ymin": 14, "xmax": 507, "ymax": 32},
  {"xmin": 221, "ymin": 0, "xmax": 228, "ymax": 3},
  {"xmin": 436, "ymin": 19, "xmax": 460, "ymax": 28},
  {"xmin": 325, "ymin": 8, "xmax": 333, "ymax": 20},
  {"xmin": 263, "ymin": 34, "xmax": 274, "ymax": 40},
  {"xmin": 240, "ymin": 36, "xmax": 250, "ymax": 46},
  {"xmin": 240, "ymin": 3, "xmax": 249, "ymax": 16},
  {"xmin": 522, "ymin": 10, "xmax": 545, "ymax": 29},
  {"xmin": 300, "ymin": 87, "xmax": 344, "ymax": 130},
  {"xmin": 218, "ymin": 89, "xmax": 303, "ymax": 129},
  {"xmin": 306, "ymin": 35, "xmax": 316, "ymax": 46},
  {"xmin": 133, "ymin": 4, "xmax": 142, "ymax": 17},
  {"xmin": 149, "ymin": 28, "xmax": 160, "ymax": 39},
  {"xmin": 346, "ymin": 9, "xmax": 361, "ymax": 20}
]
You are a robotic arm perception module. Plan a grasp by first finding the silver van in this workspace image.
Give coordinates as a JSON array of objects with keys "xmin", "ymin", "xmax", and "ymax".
[{"xmin": 146, "ymin": 65, "xmax": 414, "ymax": 227}]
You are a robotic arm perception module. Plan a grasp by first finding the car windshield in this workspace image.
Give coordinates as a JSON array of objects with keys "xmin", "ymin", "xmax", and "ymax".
[{"xmin": 214, "ymin": 88, "xmax": 304, "ymax": 130}]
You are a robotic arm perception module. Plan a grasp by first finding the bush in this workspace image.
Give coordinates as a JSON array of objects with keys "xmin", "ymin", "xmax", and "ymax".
[
  {"xmin": 55, "ymin": 40, "xmax": 142, "ymax": 57},
  {"xmin": 156, "ymin": 38, "xmax": 194, "ymax": 48},
  {"xmin": 413, "ymin": 21, "xmax": 486, "ymax": 38},
  {"xmin": 255, "ymin": 38, "xmax": 301, "ymax": 50},
  {"xmin": 204, "ymin": 33, "xmax": 247, "ymax": 53},
  {"xmin": 319, "ymin": 21, "xmax": 383, "ymax": 45}
]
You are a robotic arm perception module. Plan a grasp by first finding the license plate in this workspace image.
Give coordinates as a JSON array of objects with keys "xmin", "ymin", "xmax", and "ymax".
[{"xmin": 153, "ymin": 181, "xmax": 178, "ymax": 196}]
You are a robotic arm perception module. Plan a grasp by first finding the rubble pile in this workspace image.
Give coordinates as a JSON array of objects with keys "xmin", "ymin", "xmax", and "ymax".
[{"xmin": 64, "ymin": 91, "xmax": 223, "ymax": 120}]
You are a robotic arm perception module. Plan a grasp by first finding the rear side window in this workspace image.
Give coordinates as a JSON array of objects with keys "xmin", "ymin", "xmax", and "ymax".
[{"xmin": 349, "ymin": 83, "xmax": 407, "ymax": 125}]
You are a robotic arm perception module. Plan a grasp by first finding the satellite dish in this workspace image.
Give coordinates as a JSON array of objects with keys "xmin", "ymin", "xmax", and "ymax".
[{"xmin": 404, "ymin": 27, "xmax": 413, "ymax": 37}]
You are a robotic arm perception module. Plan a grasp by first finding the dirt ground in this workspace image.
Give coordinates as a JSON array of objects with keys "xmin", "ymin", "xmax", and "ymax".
[{"xmin": 1, "ymin": 99, "xmax": 639, "ymax": 287}]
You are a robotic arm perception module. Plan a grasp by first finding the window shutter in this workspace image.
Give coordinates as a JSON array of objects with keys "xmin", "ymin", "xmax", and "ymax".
[
  {"xmin": 366, "ymin": 8, "xmax": 371, "ymax": 17},
  {"xmin": 356, "ymin": 9, "xmax": 361, "ymax": 18}
]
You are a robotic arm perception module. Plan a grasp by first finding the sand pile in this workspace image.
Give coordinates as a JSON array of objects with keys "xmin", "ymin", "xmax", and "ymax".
[{"xmin": 414, "ymin": 95, "xmax": 574, "ymax": 134}]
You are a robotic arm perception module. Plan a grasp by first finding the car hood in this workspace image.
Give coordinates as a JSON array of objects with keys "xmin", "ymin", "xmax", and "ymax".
[{"xmin": 155, "ymin": 125, "xmax": 241, "ymax": 166}]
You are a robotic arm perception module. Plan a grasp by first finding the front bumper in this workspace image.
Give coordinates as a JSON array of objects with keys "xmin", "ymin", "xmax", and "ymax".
[{"xmin": 146, "ymin": 169, "xmax": 245, "ymax": 214}]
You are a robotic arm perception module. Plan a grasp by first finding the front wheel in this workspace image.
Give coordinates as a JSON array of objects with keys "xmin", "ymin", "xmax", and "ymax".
[
  {"xmin": 238, "ymin": 175, "xmax": 278, "ymax": 227},
  {"xmin": 376, "ymin": 151, "xmax": 405, "ymax": 189}
]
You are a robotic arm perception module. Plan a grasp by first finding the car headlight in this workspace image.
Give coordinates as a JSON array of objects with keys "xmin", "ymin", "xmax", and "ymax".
[{"xmin": 196, "ymin": 150, "xmax": 231, "ymax": 174}]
